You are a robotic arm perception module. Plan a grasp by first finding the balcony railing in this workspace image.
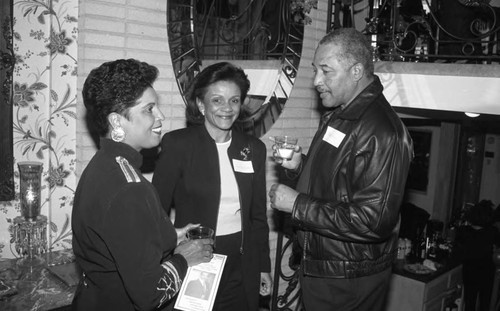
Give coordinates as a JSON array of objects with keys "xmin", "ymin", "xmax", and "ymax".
[{"xmin": 328, "ymin": 0, "xmax": 500, "ymax": 64}]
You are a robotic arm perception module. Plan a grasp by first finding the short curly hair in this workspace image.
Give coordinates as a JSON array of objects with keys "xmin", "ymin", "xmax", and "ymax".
[
  {"xmin": 82, "ymin": 59, "xmax": 159, "ymax": 137},
  {"xmin": 185, "ymin": 62, "xmax": 250, "ymax": 125}
]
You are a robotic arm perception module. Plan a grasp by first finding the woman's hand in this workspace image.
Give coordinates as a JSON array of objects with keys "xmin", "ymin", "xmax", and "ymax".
[
  {"xmin": 175, "ymin": 223, "xmax": 200, "ymax": 245},
  {"xmin": 174, "ymin": 238, "xmax": 214, "ymax": 267},
  {"xmin": 260, "ymin": 272, "xmax": 272, "ymax": 296}
]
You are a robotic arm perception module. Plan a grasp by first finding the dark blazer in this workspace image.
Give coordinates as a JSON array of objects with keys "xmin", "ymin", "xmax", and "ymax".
[
  {"xmin": 152, "ymin": 125, "xmax": 271, "ymax": 310},
  {"xmin": 72, "ymin": 139, "xmax": 187, "ymax": 311}
]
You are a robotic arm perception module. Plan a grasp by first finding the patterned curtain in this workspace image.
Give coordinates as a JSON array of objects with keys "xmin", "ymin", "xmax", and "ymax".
[{"xmin": 0, "ymin": 0, "xmax": 15, "ymax": 201}]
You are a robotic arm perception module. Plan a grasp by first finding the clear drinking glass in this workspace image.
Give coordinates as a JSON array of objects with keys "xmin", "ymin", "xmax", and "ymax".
[
  {"xmin": 187, "ymin": 226, "xmax": 215, "ymax": 240},
  {"xmin": 274, "ymin": 136, "xmax": 298, "ymax": 160}
]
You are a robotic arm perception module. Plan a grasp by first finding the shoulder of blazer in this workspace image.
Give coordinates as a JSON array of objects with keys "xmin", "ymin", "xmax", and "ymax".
[
  {"xmin": 232, "ymin": 131, "xmax": 264, "ymax": 146},
  {"xmin": 161, "ymin": 126, "xmax": 205, "ymax": 150},
  {"xmin": 115, "ymin": 156, "xmax": 141, "ymax": 183},
  {"xmin": 162, "ymin": 126, "xmax": 198, "ymax": 141}
]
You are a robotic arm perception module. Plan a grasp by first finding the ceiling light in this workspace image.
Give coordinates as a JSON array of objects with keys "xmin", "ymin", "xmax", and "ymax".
[{"xmin": 465, "ymin": 112, "xmax": 480, "ymax": 118}]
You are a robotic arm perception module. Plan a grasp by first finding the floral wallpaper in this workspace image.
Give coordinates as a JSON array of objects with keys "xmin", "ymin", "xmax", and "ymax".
[{"xmin": 0, "ymin": 0, "xmax": 78, "ymax": 259}]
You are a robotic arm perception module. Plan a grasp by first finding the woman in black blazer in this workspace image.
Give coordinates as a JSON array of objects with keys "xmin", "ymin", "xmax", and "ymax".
[
  {"xmin": 72, "ymin": 59, "xmax": 212, "ymax": 311},
  {"xmin": 153, "ymin": 62, "xmax": 272, "ymax": 311}
]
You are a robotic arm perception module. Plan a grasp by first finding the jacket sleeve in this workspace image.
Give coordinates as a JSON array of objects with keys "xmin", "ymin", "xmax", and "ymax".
[
  {"xmin": 292, "ymin": 126, "xmax": 413, "ymax": 243},
  {"xmin": 152, "ymin": 134, "xmax": 181, "ymax": 215},
  {"xmin": 103, "ymin": 183, "xmax": 188, "ymax": 310},
  {"xmin": 252, "ymin": 139, "xmax": 272, "ymax": 272},
  {"xmin": 284, "ymin": 154, "xmax": 305, "ymax": 181}
]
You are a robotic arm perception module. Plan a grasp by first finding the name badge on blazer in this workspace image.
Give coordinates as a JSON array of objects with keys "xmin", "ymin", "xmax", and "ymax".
[
  {"xmin": 323, "ymin": 126, "xmax": 346, "ymax": 148},
  {"xmin": 232, "ymin": 159, "xmax": 254, "ymax": 173}
]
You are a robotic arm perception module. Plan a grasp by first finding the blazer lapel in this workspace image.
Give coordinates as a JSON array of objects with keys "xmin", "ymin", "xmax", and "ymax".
[{"xmin": 228, "ymin": 133, "xmax": 253, "ymax": 220}]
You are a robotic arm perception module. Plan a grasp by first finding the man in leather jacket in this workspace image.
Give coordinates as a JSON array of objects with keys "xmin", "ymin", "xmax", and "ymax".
[{"xmin": 268, "ymin": 28, "xmax": 414, "ymax": 311}]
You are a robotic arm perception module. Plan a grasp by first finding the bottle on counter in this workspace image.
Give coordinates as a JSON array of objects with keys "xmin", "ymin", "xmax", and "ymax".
[
  {"xmin": 411, "ymin": 227, "xmax": 427, "ymax": 261},
  {"xmin": 404, "ymin": 238, "xmax": 412, "ymax": 258},
  {"xmin": 427, "ymin": 234, "xmax": 437, "ymax": 260},
  {"xmin": 411, "ymin": 235, "xmax": 426, "ymax": 261},
  {"xmin": 397, "ymin": 238, "xmax": 406, "ymax": 260},
  {"xmin": 419, "ymin": 236, "xmax": 428, "ymax": 260}
]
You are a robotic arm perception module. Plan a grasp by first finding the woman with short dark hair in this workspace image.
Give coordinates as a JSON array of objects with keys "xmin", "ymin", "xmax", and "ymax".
[{"xmin": 72, "ymin": 59, "xmax": 213, "ymax": 310}]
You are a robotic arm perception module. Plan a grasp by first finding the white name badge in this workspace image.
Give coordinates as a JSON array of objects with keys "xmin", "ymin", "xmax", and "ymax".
[
  {"xmin": 232, "ymin": 159, "xmax": 254, "ymax": 173},
  {"xmin": 323, "ymin": 126, "xmax": 346, "ymax": 148}
]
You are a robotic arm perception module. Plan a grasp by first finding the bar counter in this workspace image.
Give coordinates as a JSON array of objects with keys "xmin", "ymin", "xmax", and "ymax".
[
  {"xmin": 386, "ymin": 257, "xmax": 463, "ymax": 311},
  {"xmin": 392, "ymin": 256, "xmax": 462, "ymax": 283}
]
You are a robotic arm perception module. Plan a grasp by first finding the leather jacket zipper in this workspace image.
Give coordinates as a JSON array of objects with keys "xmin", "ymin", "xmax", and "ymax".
[{"xmin": 302, "ymin": 231, "xmax": 308, "ymax": 262}]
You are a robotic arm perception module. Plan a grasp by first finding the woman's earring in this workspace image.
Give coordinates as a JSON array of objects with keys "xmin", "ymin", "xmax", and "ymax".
[{"xmin": 111, "ymin": 126, "xmax": 126, "ymax": 142}]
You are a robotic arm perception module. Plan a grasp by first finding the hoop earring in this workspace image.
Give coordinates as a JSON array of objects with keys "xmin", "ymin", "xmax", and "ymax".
[{"xmin": 111, "ymin": 127, "xmax": 125, "ymax": 142}]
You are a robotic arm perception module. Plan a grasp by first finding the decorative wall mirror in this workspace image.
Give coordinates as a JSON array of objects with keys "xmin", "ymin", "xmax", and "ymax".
[{"xmin": 167, "ymin": 0, "xmax": 305, "ymax": 137}]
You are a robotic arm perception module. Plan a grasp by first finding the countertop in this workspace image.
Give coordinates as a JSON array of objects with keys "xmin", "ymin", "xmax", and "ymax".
[
  {"xmin": 392, "ymin": 256, "xmax": 462, "ymax": 283},
  {"xmin": 0, "ymin": 249, "xmax": 79, "ymax": 311}
]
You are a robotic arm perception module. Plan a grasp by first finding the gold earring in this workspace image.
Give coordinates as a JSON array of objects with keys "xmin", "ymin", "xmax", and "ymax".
[{"xmin": 111, "ymin": 126, "xmax": 125, "ymax": 142}]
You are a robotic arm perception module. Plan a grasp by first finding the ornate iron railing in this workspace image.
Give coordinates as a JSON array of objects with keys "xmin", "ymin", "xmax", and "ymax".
[
  {"xmin": 328, "ymin": 0, "xmax": 500, "ymax": 64},
  {"xmin": 270, "ymin": 216, "xmax": 304, "ymax": 311},
  {"xmin": 269, "ymin": 167, "xmax": 305, "ymax": 311},
  {"xmin": 194, "ymin": 0, "xmax": 304, "ymax": 61}
]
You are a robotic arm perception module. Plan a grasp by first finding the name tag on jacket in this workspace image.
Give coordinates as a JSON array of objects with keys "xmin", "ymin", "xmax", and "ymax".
[
  {"xmin": 232, "ymin": 159, "xmax": 254, "ymax": 173},
  {"xmin": 323, "ymin": 126, "xmax": 346, "ymax": 148}
]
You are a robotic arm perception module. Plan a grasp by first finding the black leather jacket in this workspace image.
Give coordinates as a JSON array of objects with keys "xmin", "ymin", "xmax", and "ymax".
[{"xmin": 291, "ymin": 76, "xmax": 413, "ymax": 278}]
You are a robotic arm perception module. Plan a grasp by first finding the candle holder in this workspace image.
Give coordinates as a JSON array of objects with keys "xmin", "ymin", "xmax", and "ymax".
[
  {"xmin": 13, "ymin": 215, "xmax": 48, "ymax": 267},
  {"xmin": 18, "ymin": 161, "xmax": 43, "ymax": 220},
  {"xmin": 14, "ymin": 161, "xmax": 47, "ymax": 267}
]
